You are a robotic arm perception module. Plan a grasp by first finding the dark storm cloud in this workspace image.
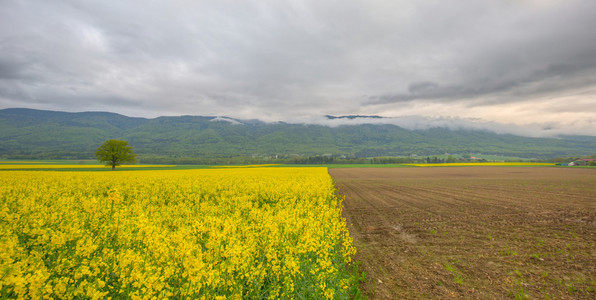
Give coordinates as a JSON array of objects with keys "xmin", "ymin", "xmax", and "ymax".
[
  {"xmin": 0, "ymin": 58, "xmax": 27, "ymax": 80},
  {"xmin": 1, "ymin": 0, "xmax": 595, "ymax": 135},
  {"xmin": 408, "ymin": 81, "xmax": 440, "ymax": 95},
  {"xmin": 369, "ymin": 61, "xmax": 596, "ymax": 105},
  {"xmin": 367, "ymin": 0, "xmax": 596, "ymax": 106}
]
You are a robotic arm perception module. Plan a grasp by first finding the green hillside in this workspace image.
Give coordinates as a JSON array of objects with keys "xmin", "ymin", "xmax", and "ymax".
[{"xmin": 1, "ymin": 108, "xmax": 595, "ymax": 163}]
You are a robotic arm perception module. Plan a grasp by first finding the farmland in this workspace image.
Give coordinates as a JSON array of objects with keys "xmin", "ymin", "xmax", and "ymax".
[
  {"xmin": 0, "ymin": 167, "xmax": 358, "ymax": 299},
  {"xmin": 330, "ymin": 167, "xmax": 596, "ymax": 299}
]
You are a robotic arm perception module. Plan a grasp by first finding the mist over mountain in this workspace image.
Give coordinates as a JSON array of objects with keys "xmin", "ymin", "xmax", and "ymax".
[{"xmin": 1, "ymin": 108, "xmax": 595, "ymax": 162}]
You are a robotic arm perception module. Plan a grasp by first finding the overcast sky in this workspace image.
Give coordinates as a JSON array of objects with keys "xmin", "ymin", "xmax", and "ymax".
[{"xmin": 1, "ymin": 0, "xmax": 595, "ymax": 136}]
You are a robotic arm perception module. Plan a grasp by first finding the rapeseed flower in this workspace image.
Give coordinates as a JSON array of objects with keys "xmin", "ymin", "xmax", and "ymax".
[{"xmin": 0, "ymin": 167, "xmax": 357, "ymax": 299}]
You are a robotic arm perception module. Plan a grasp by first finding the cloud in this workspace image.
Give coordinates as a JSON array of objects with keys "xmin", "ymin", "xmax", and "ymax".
[
  {"xmin": 368, "ymin": 61, "xmax": 596, "ymax": 106},
  {"xmin": 1, "ymin": 0, "xmax": 595, "ymax": 136},
  {"xmin": 290, "ymin": 114, "xmax": 596, "ymax": 138}
]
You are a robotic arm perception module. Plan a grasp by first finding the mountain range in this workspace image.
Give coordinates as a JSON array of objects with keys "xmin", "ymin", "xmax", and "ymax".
[{"xmin": 1, "ymin": 108, "xmax": 595, "ymax": 163}]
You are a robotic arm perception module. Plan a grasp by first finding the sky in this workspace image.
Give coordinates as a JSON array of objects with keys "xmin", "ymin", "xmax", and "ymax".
[{"xmin": 1, "ymin": 0, "xmax": 595, "ymax": 137}]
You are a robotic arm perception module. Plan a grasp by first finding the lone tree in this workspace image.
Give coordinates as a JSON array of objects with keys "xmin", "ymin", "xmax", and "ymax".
[{"xmin": 95, "ymin": 139, "xmax": 137, "ymax": 170}]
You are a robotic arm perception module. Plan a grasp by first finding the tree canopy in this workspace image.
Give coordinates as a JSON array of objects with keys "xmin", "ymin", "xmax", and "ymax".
[{"xmin": 95, "ymin": 139, "xmax": 137, "ymax": 170}]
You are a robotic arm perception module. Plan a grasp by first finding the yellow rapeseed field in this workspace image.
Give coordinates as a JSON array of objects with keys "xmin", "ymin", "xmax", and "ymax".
[
  {"xmin": 406, "ymin": 162, "xmax": 555, "ymax": 167},
  {"xmin": 0, "ymin": 167, "xmax": 357, "ymax": 299}
]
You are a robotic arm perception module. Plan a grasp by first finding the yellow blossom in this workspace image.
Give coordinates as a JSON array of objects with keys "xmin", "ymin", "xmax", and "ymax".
[{"xmin": 0, "ymin": 167, "xmax": 357, "ymax": 299}]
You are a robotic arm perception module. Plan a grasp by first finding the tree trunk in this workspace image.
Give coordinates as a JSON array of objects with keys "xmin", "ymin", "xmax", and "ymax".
[{"xmin": 112, "ymin": 165, "xmax": 115, "ymax": 170}]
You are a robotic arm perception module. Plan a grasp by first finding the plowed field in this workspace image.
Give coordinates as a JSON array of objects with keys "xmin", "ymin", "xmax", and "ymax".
[{"xmin": 330, "ymin": 167, "xmax": 596, "ymax": 299}]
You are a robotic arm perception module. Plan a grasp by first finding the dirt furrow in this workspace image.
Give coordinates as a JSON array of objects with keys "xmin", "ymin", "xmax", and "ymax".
[{"xmin": 331, "ymin": 167, "xmax": 596, "ymax": 299}]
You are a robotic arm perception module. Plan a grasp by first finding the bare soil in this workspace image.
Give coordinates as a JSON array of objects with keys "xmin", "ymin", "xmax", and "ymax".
[{"xmin": 330, "ymin": 167, "xmax": 596, "ymax": 299}]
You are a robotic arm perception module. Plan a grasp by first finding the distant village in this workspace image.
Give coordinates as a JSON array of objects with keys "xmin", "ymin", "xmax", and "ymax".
[{"xmin": 560, "ymin": 158, "xmax": 596, "ymax": 166}]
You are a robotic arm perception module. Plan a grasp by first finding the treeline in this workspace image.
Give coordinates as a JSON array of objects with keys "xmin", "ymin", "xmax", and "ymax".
[
  {"xmin": 139, "ymin": 155, "xmax": 422, "ymax": 165},
  {"xmin": 0, "ymin": 151, "xmax": 94, "ymax": 160},
  {"xmin": 539, "ymin": 154, "xmax": 596, "ymax": 164},
  {"xmin": 138, "ymin": 155, "xmax": 519, "ymax": 165},
  {"xmin": 6, "ymin": 153, "xmax": 595, "ymax": 165}
]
